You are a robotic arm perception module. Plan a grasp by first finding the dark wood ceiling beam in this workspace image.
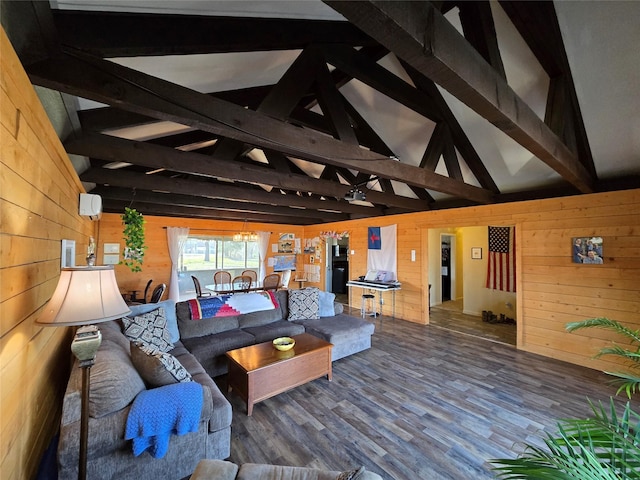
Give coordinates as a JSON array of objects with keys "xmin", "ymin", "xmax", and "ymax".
[
  {"xmin": 146, "ymin": 131, "xmax": 217, "ymax": 150},
  {"xmin": 262, "ymin": 150, "xmax": 293, "ymax": 174},
  {"xmin": 313, "ymin": 62, "xmax": 359, "ymax": 145},
  {"xmin": 457, "ymin": 1, "xmax": 506, "ymax": 80},
  {"xmin": 210, "ymin": 47, "xmax": 326, "ymax": 163},
  {"xmin": 51, "ymin": 10, "xmax": 376, "ymax": 57},
  {"xmin": 441, "ymin": 125, "xmax": 463, "ymax": 181},
  {"xmin": 499, "ymin": 0, "xmax": 596, "ymax": 180},
  {"xmin": 324, "ymin": 0, "xmax": 594, "ymax": 194},
  {"xmin": 401, "ymin": 60, "xmax": 498, "ymax": 192},
  {"xmin": 101, "ymin": 199, "xmax": 317, "ymax": 225},
  {"xmin": 420, "ymin": 123, "xmax": 446, "ymax": 170},
  {"xmin": 321, "ymin": 45, "xmax": 442, "ymax": 122},
  {"xmin": 66, "ymin": 132, "xmax": 426, "ymax": 211},
  {"xmin": 78, "ymin": 107, "xmax": 157, "ymax": 132},
  {"xmin": 93, "ymin": 186, "xmax": 348, "ymax": 221},
  {"xmin": 80, "ymin": 167, "xmax": 375, "ymax": 216},
  {"xmin": 28, "ymin": 50, "xmax": 492, "ymax": 204}
]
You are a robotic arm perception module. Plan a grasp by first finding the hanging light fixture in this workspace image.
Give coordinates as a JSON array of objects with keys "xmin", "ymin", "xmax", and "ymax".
[{"xmin": 233, "ymin": 219, "xmax": 258, "ymax": 242}]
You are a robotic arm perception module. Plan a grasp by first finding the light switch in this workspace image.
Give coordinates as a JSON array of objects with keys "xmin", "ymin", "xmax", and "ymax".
[
  {"xmin": 411, "ymin": 250, "xmax": 416, "ymax": 262},
  {"xmin": 350, "ymin": 250, "xmax": 355, "ymax": 255}
]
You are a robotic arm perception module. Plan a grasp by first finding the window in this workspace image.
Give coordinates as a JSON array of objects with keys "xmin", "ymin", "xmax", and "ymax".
[{"xmin": 181, "ymin": 236, "xmax": 259, "ymax": 272}]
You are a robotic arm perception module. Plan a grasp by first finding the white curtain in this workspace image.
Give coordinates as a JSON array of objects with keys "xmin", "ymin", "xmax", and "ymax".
[
  {"xmin": 167, "ymin": 227, "xmax": 190, "ymax": 301},
  {"xmin": 257, "ymin": 231, "xmax": 271, "ymax": 281}
]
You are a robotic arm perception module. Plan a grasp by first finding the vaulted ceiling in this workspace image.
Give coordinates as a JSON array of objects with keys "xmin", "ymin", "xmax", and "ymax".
[{"xmin": 3, "ymin": 1, "xmax": 639, "ymax": 225}]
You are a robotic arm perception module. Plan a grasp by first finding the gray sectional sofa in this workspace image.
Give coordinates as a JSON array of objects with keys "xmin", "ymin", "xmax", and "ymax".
[
  {"xmin": 57, "ymin": 288, "xmax": 375, "ymax": 480},
  {"xmin": 176, "ymin": 289, "xmax": 375, "ymax": 378}
]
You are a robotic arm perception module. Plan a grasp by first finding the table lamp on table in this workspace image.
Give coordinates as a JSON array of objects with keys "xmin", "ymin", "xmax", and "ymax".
[{"xmin": 37, "ymin": 266, "xmax": 131, "ymax": 480}]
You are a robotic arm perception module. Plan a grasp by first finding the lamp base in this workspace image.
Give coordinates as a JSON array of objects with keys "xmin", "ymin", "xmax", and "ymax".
[
  {"xmin": 71, "ymin": 325, "xmax": 102, "ymax": 480},
  {"xmin": 71, "ymin": 325, "xmax": 102, "ymax": 366}
]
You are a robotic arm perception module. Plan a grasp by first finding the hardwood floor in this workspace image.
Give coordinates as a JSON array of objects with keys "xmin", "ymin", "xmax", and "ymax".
[
  {"xmin": 429, "ymin": 300, "xmax": 516, "ymax": 346},
  {"xmin": 226, "ymin": 315, "xmax": 623, "ymax": 479}
]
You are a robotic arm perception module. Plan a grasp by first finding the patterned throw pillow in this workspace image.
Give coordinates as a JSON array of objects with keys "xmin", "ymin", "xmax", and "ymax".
[
  {"xmin": 130, "ymin": 343, "xmax": 192, "ymax": 386},
  {"xmin": 122, "ymin": 308, "xmax": 173, "ymax": 353},
  {"xmin": 336, "ymin": 466, "xmax": 366, "ymax": 480},
  {"xmin": 287, "ymin": 287, "xmax": 320, "ymax": 321}
]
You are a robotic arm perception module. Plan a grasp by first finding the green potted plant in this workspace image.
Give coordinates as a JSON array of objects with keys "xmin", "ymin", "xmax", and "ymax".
[
  {"xmin": 490, "ymin": 317, "xmax": 640, "ymax": 479},
  {"xmin": 566, "ymin": 317, "xmax": 640, "ymax": 398},
  {"xmin": 121, "ymin": 207, "xmax": 147, "ymax": 272}
]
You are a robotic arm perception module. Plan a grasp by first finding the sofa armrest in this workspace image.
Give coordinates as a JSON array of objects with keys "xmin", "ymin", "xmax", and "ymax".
[{"xmin": 190, "ymin": 459, "xmax": 239, "ymax": 480}]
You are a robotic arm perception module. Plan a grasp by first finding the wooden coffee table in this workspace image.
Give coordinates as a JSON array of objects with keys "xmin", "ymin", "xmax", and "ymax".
[{"xmin": 225, "ymin": 333, "xmax": 332, "ymax": 415}]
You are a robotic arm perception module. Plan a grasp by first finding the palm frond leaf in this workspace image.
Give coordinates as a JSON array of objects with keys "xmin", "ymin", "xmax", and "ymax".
[
  {"xmin": 491, "ymin": 400, "xmax": 640, "ymax": 479},
  {"xmin": 566, "ymin": 318, "xmax": 640, "ymax": 344}
]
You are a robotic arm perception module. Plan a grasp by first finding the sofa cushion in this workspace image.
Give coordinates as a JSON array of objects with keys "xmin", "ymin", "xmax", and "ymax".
[
  {"xmin": 238, "ymin": 305, "xmax": 284, "ymax": 328},
  {"xmin": 127, "ymin": 300, "xmax": 179, "ymax": 342},
  {"xmin": 293, "ymin": 315, "xmax": 375, "ymax": 344},
  {"xmin": 176, "ymin": 301, "xmax": 241, "ymax": 339},
  {"xmin": 181, "ymin": 329, "xmax": 256, "ymax": 374},
  {"xmin": 89, "ymin": 341, "xmax": 146, "ymax": 418},
  {"xmin": 123, "ymin": 308, "xmax": 173, "ymax": 352},
  {"xmin": 242, "ymin": 320, "xmax": 306, "ymax": 343},
  {"xmin": 131, "ymin": 343, "xmax": 192, "ymax": 386},
  {"xmin": 190, "ymin": 459, "xmax": 239, "ymax": 480},
  {"xmin": 287, "ymin": 288, "xmax": 319, "ymax": 321},
  {"xmin": 236, "ymin": 464, "xmax": 342, "ymax": 480},
  {"xmin": 318, "ymin": 291, "xmax": 336, "ymax": 317}
]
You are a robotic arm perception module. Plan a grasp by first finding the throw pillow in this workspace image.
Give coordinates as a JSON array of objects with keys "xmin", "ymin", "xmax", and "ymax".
[
  {"xmin": 122, "ymin": 308, "xmax": 173, "ymax": 353},
  {"xmin": 287, "ymin": 287, "xmax": 319, "ymax": 321},
  {"xmin": 318, "ymin": 290, "xmax": 336, "ymax": 317},
  {"xmin": 336, "ymin": 466, "xmax": 366, "ymax": 480},
  {"xmin": 127, "ymin": 300, "xmax": 179, "ymax": 342},
  {"xmin": 130, "ymin": 343, "xmax": 192, "ymax": 386}
]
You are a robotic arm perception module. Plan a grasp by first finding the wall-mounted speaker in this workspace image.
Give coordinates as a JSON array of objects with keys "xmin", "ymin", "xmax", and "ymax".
[{"xmin": 79, "ymin": 193, "xmax": 102, "ymax": 221}]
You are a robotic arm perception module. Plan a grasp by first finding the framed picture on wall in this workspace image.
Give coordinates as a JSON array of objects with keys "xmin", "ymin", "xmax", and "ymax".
[
  {"xmin": 471, "ymin": 247, "xmax": 482, "ymax": 259},
  {"xmin": 61, "ymin": 239, "xmax": 75, "ymax": 268},
  {"xmin": 572, "ymin": 236, "xmax": 603, "ymax": 264}
]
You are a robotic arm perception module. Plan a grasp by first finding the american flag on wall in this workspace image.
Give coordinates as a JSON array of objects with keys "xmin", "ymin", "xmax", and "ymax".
[{"xmin": 486, "ymin": 226, "xmax": 516, "ymax": 292}]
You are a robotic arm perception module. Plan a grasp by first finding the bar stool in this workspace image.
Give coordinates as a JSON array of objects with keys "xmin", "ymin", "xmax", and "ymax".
[{"xmin": 361, "ymin": 293, "xmax": 377, "ymax": 318}]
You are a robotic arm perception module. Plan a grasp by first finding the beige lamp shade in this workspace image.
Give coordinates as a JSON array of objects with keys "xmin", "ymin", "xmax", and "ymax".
[{"xmin": 37, "ymin": 266, "xmax": 131, "ymax": 327}]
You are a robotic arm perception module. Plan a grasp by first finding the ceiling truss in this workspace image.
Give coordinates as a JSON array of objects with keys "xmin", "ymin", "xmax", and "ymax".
[{"xmin": 3, "ymin": 0, "xmax": 608, "ymax": 225}]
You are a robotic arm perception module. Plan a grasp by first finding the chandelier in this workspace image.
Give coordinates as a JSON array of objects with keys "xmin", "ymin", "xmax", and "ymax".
[{"xmin": 233, "ymin": 220, "xmax": 258, "ymax": 242}]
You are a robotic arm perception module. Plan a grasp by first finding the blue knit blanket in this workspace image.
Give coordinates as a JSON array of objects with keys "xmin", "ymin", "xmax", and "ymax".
[{"xmin": 125, "ymin": 382, "xmax": 203, "ymax": 459}]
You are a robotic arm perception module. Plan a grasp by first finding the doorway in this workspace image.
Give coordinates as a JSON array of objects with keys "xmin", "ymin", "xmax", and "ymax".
[
  {"xmin": 325, "ymin": 237, "xmax": 349, "ymax": 297},
  {"xmin": 426, "ymin": 227, "xmax": 516, "ymax": 346},
  {"xmin": 440, "ymin": 234, "xmax": 455, "ymax": 303}
]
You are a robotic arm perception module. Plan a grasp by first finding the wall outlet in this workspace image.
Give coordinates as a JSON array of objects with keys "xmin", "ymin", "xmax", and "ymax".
[
  {"xmin": 411, "ymin": 249, "xmax": 416, "ymax": 262},
  {"xmin": 505, "ymin": 302, "xmax": 513, "ymax": 309}
]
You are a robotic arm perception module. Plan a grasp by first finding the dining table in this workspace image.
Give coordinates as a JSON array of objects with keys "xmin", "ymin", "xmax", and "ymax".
[{"xmin": 204, "ymin": 282, "xmax": 264, "ymax": 294}]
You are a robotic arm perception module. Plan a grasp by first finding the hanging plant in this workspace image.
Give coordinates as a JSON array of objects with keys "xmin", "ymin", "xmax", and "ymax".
[{"xmin": 121, "ymin": 207, "xmax": 147, "ymax": 272}]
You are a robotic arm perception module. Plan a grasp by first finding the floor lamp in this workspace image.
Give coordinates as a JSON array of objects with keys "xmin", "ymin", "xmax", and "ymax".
[{"xmin": 37, "ymin": 266, "xmax": 130, "ymax": 480}]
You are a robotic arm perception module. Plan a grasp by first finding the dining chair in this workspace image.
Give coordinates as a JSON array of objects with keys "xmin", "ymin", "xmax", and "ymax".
[
  {"xmin": 231, "ymin": 275, "xmax": 252, "ymax": 292},
  {"xmin": 149, "ymin": 283, "xmax": 166, "ymax": 303},
  {"xmin": 141, "ymin": 279, "xmax": 153, "ymax": 303},
  {"xmin": 242, "ymin": 270, "xmax": 257, "ymax": 285},
  {"xmin": 262, "ymin": 273, "xmax": 280, "ymax": 291},
  {"xmin": 214, "ymin": 271, "xmax": 232, "ymax": 286},
  {"xmin": 192, "ymin": 276, "xmax": 212, "ymax": 298}
]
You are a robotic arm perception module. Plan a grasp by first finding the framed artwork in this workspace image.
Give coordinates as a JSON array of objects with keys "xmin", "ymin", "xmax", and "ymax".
[
  {"xmin": 273, "ymin": 254, "xmax": 296, "ymax": 272},
  {"xmin": 471, "ymin": 247, "xmax": 482, "ymax": 259},
  {"xmin": 61, "ymin": 239, "xmax": 76, "ymax": 268},
  {"xmin": 572, "ymin": 236, "xmax": 604, "ymax": 264}
]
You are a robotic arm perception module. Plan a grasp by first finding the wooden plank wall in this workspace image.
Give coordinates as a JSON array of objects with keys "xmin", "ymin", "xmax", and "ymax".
[
  {"xmin": 0, "ymin": 29, "xmax": 95, "ymax": 479},
  {"xmin": 308, "ymin": 189, "xmax": 640, "ymax": 374}
]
